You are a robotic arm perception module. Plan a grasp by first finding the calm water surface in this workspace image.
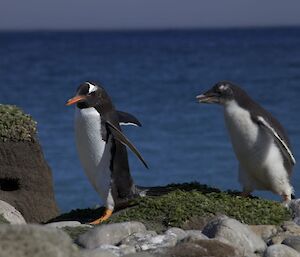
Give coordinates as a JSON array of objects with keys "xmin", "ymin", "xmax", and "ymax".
[{"xmin": 0, "ymin": 28, "xmax": 300, "ymax": 212}]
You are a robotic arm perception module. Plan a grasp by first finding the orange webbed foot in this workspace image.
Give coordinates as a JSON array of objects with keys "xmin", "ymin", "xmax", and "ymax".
[{"xmin": 89, "ymin": 209, "xmax": 113, "ymax": 225}]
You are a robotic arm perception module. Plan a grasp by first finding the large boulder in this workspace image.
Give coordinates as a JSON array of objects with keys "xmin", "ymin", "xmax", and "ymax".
[
  {"xmin": 0, "ymin": 105, "xmax": 59, "ymax": 222},
  {"xmin": 202, "ymin": 215, "xmax": 266, "ymax": 255},
  {"xmin": 0, "ymin": 224, "xmax": 80, "ymax": 257}
]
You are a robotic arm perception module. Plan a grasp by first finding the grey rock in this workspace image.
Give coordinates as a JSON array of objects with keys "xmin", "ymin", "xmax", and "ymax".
[
  {"xmin": 121, "ymin": 231, "xmax": 156, "ymax": 244},
  {"xmin": 81, "ymin": 248, "xmax": 118, "ymax": 257},
  {"xmin": 84, "ymin": 244, "xmax": 136, "ymax": 257},
  {"xmin": 185, "ymin": 230, "xmax": 208, "ymax": 241},
  {"xmin": 46, "ymin": 221, "xmax": 92, "ymax": 229},
  {"xmin": 249, "ymin": 225, "xmax": 279, "ymax": 243},
  {"xmin": 269, "ymin": 234, "xmax": 288, "ymax": 245},
  {"xmin": 122, "ymin": 231, "xmax": 177, "ymax": 252},
  {"xmin": 124, "ymin": 253, "xmax": 156, "ymax": 257},
  {"xmin": 138, "ymin": 234, "xmax": 177, "ymax": 251},
  {"xmin": 0, "ymin": 134, "xmax": 59, "ymax": 223},
  {"xmin": 289, "ymin": 199, "xmax": 300, "ymax": 224},
  {"xmin": 264, "ymin": 244, "xmax": 300, "ymax": 257},
  {"xmin": 119, "ymin": 245, "xmax": 136, "ymax": 255},
  {"xmin": 95, "ymin": 245, "xmax": 121, "ymax": 256},
  {"xmin": 165, "ymin": 227, "xmax": 187, "ymax": 242},
  {"xmin": 160, "ymin": 238, "xmax": 242, "ymax": 257},
  {"xmin": 269, "ymin": 222, "xmax": 300, "ymax": 245},
  {"xmin": 78, "ymin": 222, "xmax": 146, "ymax": 249},
  {"xmin": 0, "ymin": 224, "xmax": 80, "ymax": 257},
  {"xmin": 283, "ymin": 236, "xmax": 300, "ymax": 252},
  {"xmin": 0, "ymin": 200, "xmax": 26, "ymax": 224},
  {"xmin": 202, "ymin": 215, "xmax": 266, "ymax": 254},
  {"xmin": 282, "ymin": 221, "xmax": 300, "ymax": 234}
]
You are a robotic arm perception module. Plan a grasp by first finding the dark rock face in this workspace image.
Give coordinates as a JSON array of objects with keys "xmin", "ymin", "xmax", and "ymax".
[{"xmin": 0, "ymin": 140, "xmax": 59, "ymax": 223}]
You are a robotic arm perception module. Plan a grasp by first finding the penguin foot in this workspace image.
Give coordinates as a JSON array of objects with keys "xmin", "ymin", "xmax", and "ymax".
[{"xmin": 89, "ymin": 209, "xmax": 113, "ymax": 225}]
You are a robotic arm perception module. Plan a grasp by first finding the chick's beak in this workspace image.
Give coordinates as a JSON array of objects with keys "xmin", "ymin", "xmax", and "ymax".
[{"xmin": 65, "ymin": 95, "xmax": 87, "ymax": 106}]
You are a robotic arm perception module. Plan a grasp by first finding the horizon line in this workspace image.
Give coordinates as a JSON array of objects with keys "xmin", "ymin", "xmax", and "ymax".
[{"xmin": 0, "ymin": 24, "xmax": 300, "ymax": 33}]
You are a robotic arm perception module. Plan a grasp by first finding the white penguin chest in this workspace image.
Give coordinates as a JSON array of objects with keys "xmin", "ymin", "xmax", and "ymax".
[
  {"xmin": 74, "ymin": 107, "xmax": 114, "ymax": 208},
  {"xmin": 223, "ymin": 101, "xmax": 270, "ymax": 165},
  {"xmin": 75, "ymin": 107, "xmax": 107, "ymax": 167}
]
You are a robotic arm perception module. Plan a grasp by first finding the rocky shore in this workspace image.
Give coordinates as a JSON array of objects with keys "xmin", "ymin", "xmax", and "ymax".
[
  {"xmin": 0, "ymin": 104, "xmax": 300, "ymax": 257},
  {"xmin": 1, "ymin": 197, "xmax": 300, "ymax": 257}
]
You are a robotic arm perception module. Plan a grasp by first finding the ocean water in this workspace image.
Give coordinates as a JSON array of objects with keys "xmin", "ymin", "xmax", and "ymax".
[{"xmin": 0, "ymin": 28, "xmax": 300, "ymax": 212}]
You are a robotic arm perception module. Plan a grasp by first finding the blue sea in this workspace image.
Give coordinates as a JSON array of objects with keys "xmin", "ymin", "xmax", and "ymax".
[{"xmin": 0, "ymin": 28, "xmax": 300, "ymax": 212}]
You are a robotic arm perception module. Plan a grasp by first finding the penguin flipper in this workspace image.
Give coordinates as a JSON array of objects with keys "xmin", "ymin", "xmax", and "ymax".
[
  {"xmin": 106, "ymin": 121, "xmax": 149, "ymax": 169},
  {"xmin": 117, "ymin": 111, "xmax": 142, "ymax": 127},
  {"xmin": 256, "ymin": 116, "xmax": 296, "ymax": 165}
]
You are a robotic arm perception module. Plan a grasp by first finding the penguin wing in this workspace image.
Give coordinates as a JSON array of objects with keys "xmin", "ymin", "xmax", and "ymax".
[
  {"xmin": 256, "ymin": 116, "xmax": 296, "ymax": 165},
  {"xmin": 106, "ymin": 120, "xmax": 149, "ymax": 169},
  {"xmin": 117, "ymin": 111, "xmax": 142, "ymax": 127}
]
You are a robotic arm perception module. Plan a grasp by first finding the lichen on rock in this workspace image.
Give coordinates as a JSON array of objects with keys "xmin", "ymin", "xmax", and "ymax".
[{"xmin": 0, "ymin": 104, "xmax": 36, "ymax": 142}]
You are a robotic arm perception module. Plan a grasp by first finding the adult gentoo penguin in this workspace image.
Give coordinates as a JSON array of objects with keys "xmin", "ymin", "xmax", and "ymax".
[
  {"xmin": 197, "ymin": 81, "xmax": 296, "ymax": 203},
  {"xmin": 66, "ymin": 81, "xmax": 148, "ymax": 224}
]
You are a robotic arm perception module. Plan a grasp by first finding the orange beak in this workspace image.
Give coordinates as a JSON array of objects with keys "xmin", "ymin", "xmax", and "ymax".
[{"xmin": 66, "ymin": 95, "xmax": 87, "ymax": 106}]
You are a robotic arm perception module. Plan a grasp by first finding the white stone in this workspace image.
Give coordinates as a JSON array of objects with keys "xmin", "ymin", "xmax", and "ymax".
[{"xmin": 0, "ymin": 200, "xmax": 26, "ymax": 224}]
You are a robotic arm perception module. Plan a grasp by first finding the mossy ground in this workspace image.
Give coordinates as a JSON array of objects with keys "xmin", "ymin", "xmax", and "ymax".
[
  {"xmin": 0, "ymin": 105, "xmax": 36, "ymax": 142},
  {"xmin": 51, "ymin": 183, "xmax": 292, "ymax": 234}
]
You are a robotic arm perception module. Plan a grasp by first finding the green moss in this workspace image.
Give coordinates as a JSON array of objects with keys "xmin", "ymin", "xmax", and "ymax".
[
  {"xmin": 51, "ymin": 183, "xmax": 292, "ymax": 233},
  {"xmin": 108, "ymin": 183, "xmax": 291, "ymax": 229},
  {"xmin": 0, "ymin": 214, "xmax": 9, "ymax": 224},
  {"xmin": 0, "ymin": 105, "xmax": 36, "ymax": 142}
]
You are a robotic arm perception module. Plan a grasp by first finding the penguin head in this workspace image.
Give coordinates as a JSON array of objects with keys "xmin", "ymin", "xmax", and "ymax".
[
  {"xmin": 66, "ymin": 82, "xmax": 108, "ymax": 108},
  {"xmin": 196, "ymin": 81, "xmax": 234, "ymax": 105}
]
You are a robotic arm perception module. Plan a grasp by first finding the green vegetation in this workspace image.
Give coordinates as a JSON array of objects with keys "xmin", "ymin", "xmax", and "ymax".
[
  {"xmin": 51, "ymin": 183, "xmax": 292, "ymax": 233},
  {"xmin": 0, "ymin": 214, "xmax": 9, "ymax": 224},
  {"xmin": 0, "ymin": 105, "xmax": 36, "ymax": 142},
  {"xmin": 109, "ymin": 188, "xmax": 291, "ymax": 228}
]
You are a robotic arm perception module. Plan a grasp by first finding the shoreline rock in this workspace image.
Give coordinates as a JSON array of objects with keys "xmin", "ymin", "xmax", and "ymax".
[{"xmin": 0, "ymin": 105, "xmax": 59, "ymax": 223}]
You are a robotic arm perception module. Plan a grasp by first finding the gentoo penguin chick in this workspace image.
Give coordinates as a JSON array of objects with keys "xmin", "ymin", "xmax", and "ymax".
[
  {"xmin": 66, "ymin": 81, "xmax": 148, "ymax": 224},
  {"xmin": 197, "ymin": 81, "xmax": 296, "ymax": 203}
]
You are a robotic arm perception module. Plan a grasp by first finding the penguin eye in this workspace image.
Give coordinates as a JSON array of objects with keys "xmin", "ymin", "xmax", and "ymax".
[{"xmin": 89, "ymin": 91, "xmax": 96, "ymax": 96}]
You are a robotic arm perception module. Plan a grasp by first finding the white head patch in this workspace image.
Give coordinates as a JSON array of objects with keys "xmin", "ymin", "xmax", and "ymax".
[
  {"xmin": 86, "ymin": 82, "xmax": 97, "ymax": 94},
  {"xmin": 219, "ymin": 84, "xmax": 228, "ymax": 91}
]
